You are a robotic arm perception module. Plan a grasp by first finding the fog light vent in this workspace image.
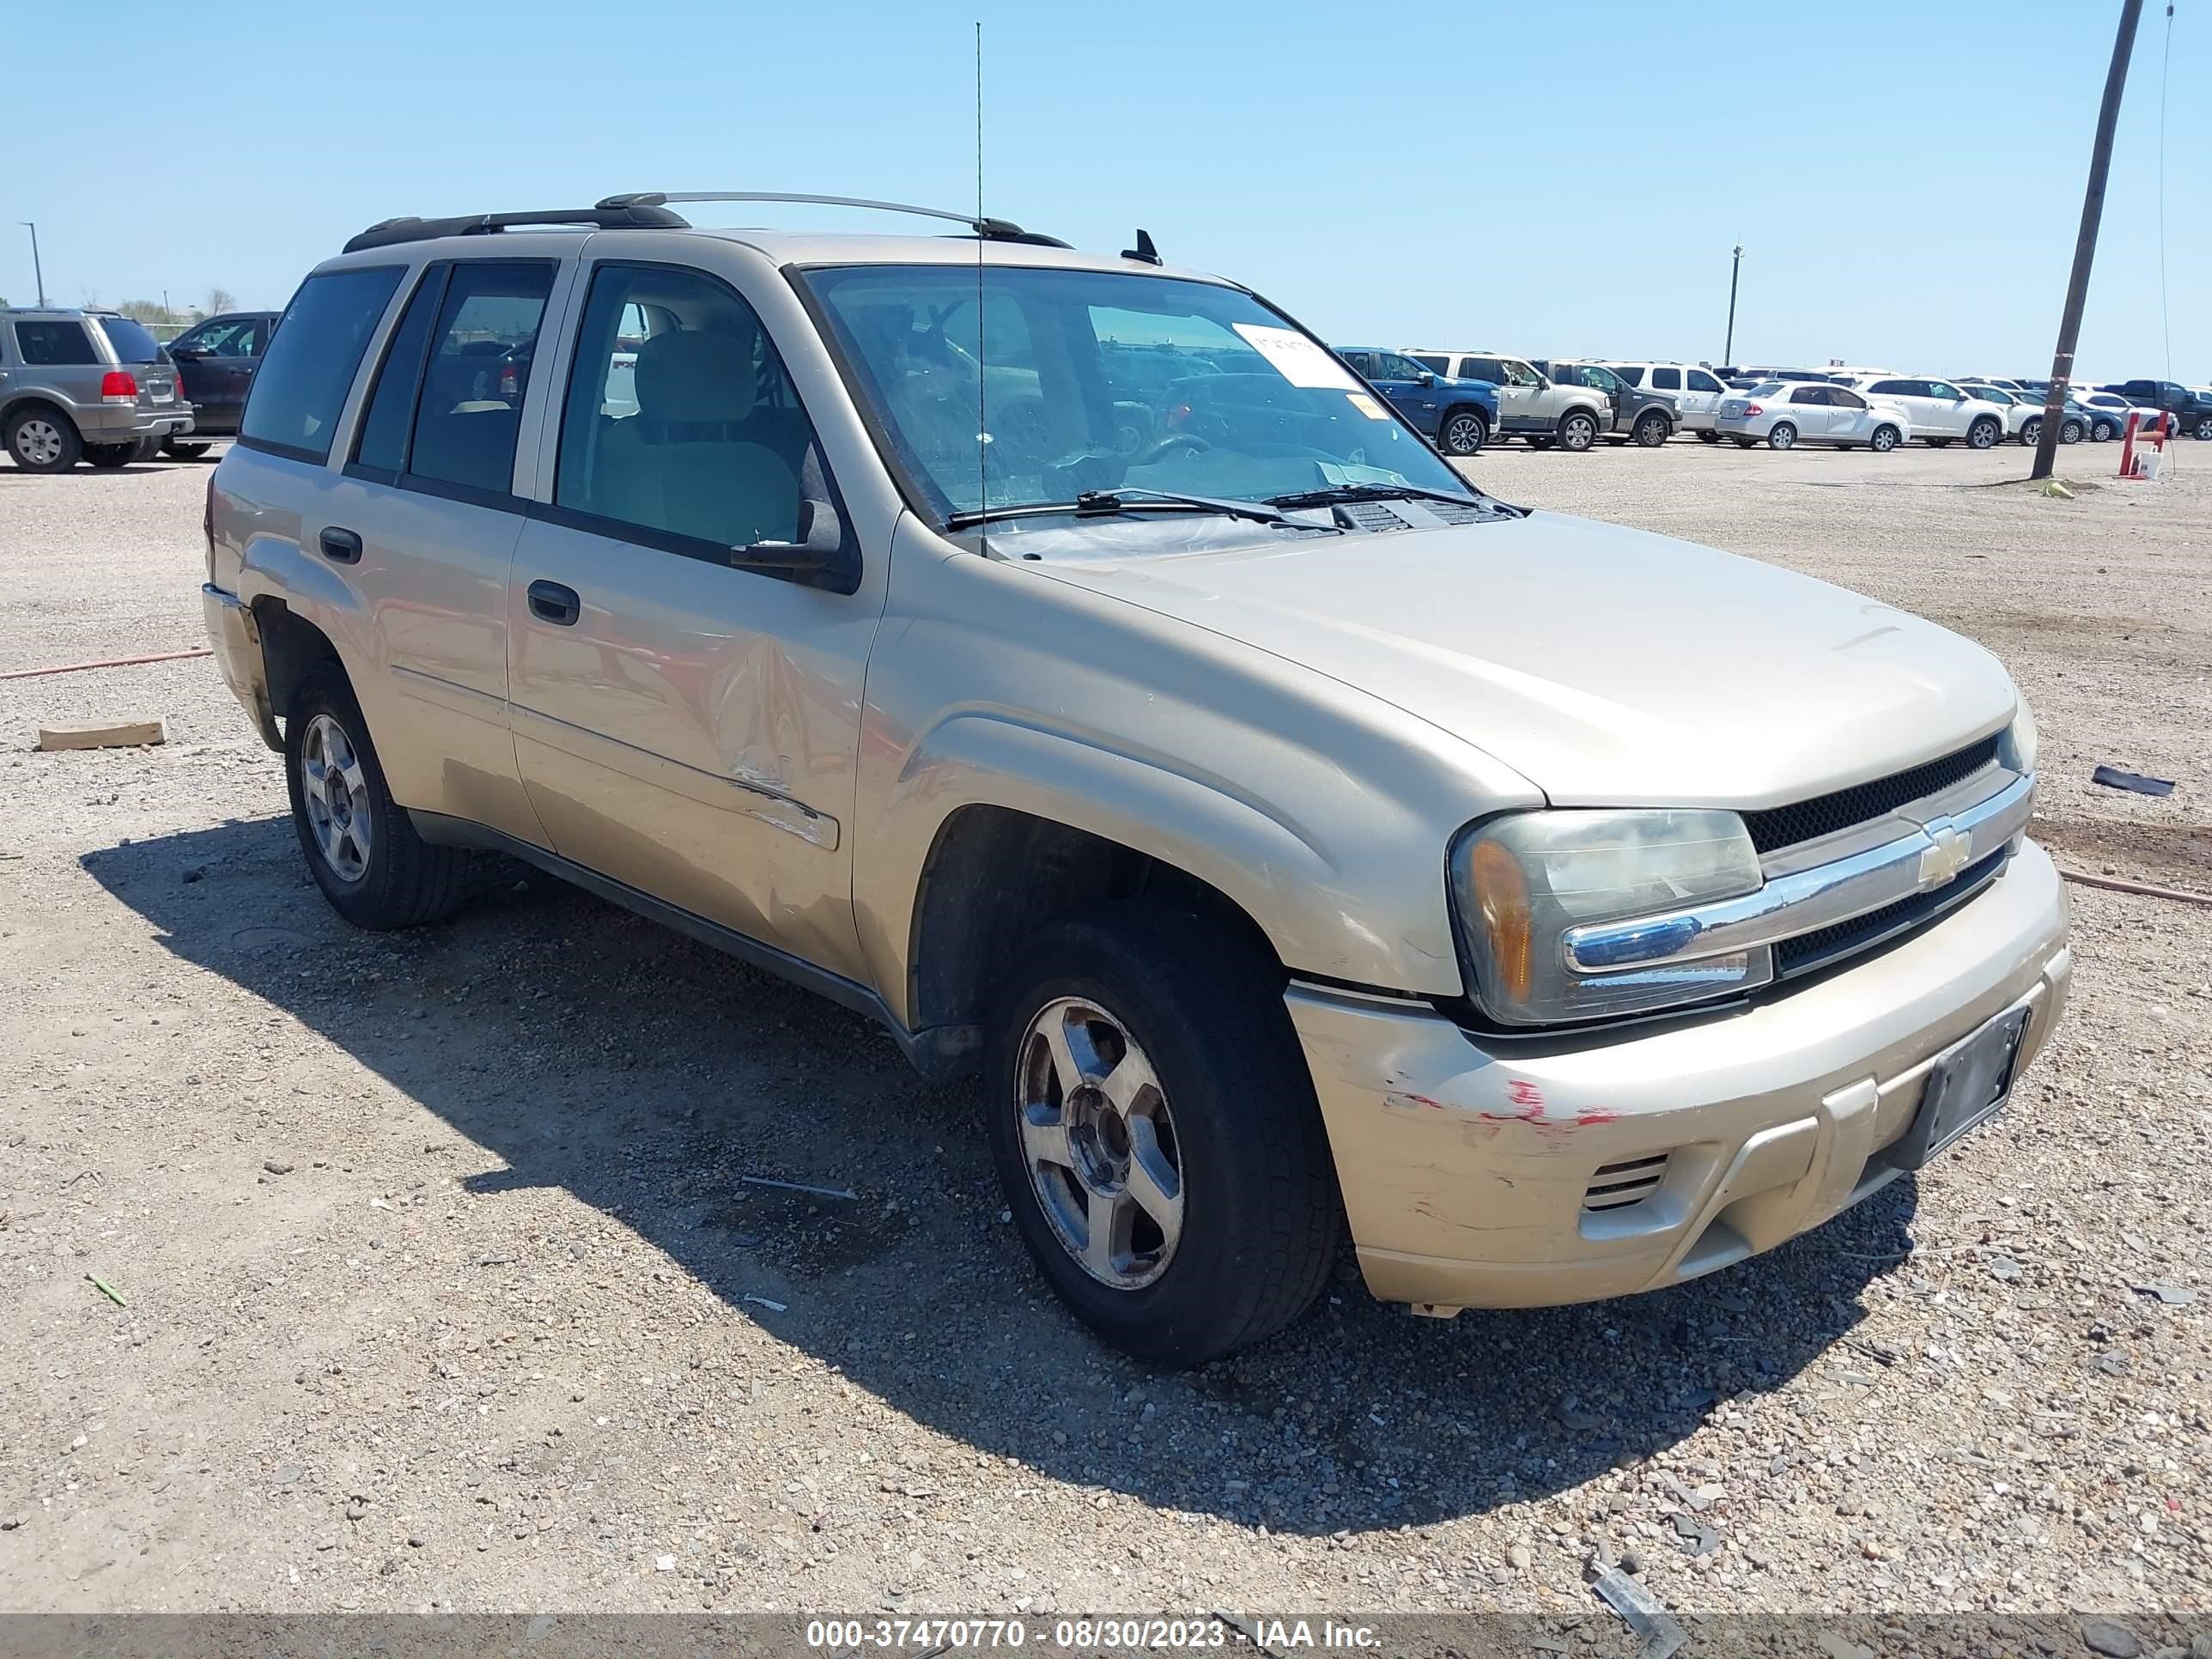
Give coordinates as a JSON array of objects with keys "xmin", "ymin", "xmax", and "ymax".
[{"xmin": 1583, "ymin": 1154, "xmax": 1670, "ymax": 1212}]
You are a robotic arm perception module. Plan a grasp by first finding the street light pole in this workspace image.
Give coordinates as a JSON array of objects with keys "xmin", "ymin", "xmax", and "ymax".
[
  {"xmin": 20, "ymin": 222, "xmax": 45, "ymax": 307},
  {"xmin": 2032, "ymin": 0, "xmax": 2144, "ymax": 482},
  {"xmin": 1723, "ymin": 244, "xmax": 1744, "ymax": 367}
]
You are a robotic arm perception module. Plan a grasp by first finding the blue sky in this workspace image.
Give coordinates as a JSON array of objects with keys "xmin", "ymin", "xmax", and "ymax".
[{"xmin": 10, "ymin": 1, "xmax": 2203, "ymax": 380}]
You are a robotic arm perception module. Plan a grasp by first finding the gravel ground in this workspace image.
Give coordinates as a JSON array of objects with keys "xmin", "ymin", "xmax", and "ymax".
[{"xmin": 1, "ymin": 440, "xmax": 2207, "ymax": 1627}]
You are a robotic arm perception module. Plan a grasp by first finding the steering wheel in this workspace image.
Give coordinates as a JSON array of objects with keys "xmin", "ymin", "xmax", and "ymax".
[{"xmin": 1127, "ymin": 432, "xmax": 1212, "ymax": 469}]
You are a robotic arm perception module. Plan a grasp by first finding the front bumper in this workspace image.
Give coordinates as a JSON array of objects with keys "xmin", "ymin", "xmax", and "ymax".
[
  {"xmin": 201, "ymin": 583, "xmax": 281, "ymax": 750},
  {"xmin": 1290, "ymin": 840, "xmax": 2070, "ymax": 1311}
]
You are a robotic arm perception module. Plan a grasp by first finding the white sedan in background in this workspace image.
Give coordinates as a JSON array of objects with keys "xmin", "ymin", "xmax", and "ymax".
[
  {"xmin": 1841, "ymin": 377, "xmax": 2009, "ymax": 448},
  {"xmin": 1960, "ymin": 383, "xmax": 2083, "ymax": 446},
  {"xmin": 1716, "ymin": 381, "xmax": 1910, "ymax": 450}
]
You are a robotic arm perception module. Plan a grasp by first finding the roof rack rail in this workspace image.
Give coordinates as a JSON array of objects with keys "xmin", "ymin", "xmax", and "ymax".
[
  {"xmin": 597, "ymin": 191, "xmax": 1073, "ymax": 248},
  {"xmin": 342, "ymin": 202, "xmax": 690, "ymax": 254}
]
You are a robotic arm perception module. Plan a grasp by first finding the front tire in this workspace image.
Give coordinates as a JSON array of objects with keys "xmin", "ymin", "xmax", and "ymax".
[
  {"xmin": 5, "ymin": 404, "xmax": 82, "ymax": 471},
  {"xmin": 83, "ymin": 442, "xmax": 137, "ymax": 469},
  {"xmin": 1966, "ymin": 416, "xmax": 2001, "ymax": 449},
  {"xmin": 1767, "ymin": 422, "xmax": 1797, "ymax": 450},
  {"xmin": 985, "ymin": 902, "xmax": 1340, "ymax": 1366},
  {"xmin": 1437, "ymin": 406, "xmax": 1488, "ymax": 456},
  {"xmin": 1555, "ymin": 409, "xmax": 1599, "ymax": 453},
  {"xmin": 284, "ymin": 672, "xmax": 470, "ymax": 930},
  {"xmin": 163, "ymin": 440, "xmax": 213, "ymax": 460},
  {"xmin": 1695, "ymin": 428, "xmax": 1723, "ymax": 444},
  {"xmin": 1632, "ymin": 410, "xmax": 1669, "ymax": 447}
]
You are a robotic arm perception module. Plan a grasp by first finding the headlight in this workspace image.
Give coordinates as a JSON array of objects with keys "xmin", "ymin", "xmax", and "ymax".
[
  {"xmin": 1998, "ymin": 700, "xmax": 2039, "ymax": 776},
  {"xmin": 1449, "ymin": 809, "xmax": 1769, "ymax": 1026}
]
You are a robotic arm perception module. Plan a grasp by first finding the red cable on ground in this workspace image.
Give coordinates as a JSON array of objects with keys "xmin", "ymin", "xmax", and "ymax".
[{"xmin": 0, "ymin": 647, "xmax": 215, "ymax": 682}]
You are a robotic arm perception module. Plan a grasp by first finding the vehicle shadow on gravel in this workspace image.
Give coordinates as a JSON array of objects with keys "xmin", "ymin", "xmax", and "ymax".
[{"xmin": 84, "ymin": 816, "xmax": 1917, "ymax": 1535}]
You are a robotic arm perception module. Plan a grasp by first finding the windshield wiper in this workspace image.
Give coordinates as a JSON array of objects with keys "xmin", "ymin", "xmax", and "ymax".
[
  {"xmin": 945, "ymin": 488, "xmax": 1344, "ymax": 532},
  {"xmin": 1262, "ymin": 482, "xmax": 1511, "ymax": 513}
]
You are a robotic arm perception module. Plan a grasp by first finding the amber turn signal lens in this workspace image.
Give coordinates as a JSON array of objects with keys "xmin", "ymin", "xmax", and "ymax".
[{"xmin": 1469, "ymin": 836, "xmax": 1533, "ymax": 1000}]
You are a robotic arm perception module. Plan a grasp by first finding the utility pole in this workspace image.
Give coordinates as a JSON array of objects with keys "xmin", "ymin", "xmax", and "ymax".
[
  {"xmin": 1723, "ymin": 245, "xmax": 1744, "ymax": 367},
  {"xmin": 19, "ymin": 222, "xmax": 45, "ymax": 307},
  {"xmin": 2033, "ymin": 0, "xmax": 2144, "ymax": 481}
]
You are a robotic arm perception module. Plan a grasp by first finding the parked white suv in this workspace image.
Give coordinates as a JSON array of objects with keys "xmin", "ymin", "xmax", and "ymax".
[
  {"xmin": 1604, "ymin": 362, "xmax": 1732, "ymax": 440},
  {"xmin": 201, "ymin": 192, "xmax": 2068, "ymax": 1364},
  {"xmin": 1842, "ymin": 377, "xmax": 2008, "ymax": 448},
  {"xmin": 1405, "ymin": 350, "xmax": 1611, "ymax": 452}
]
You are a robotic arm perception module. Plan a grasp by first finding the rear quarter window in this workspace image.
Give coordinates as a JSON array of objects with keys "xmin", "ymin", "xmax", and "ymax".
[
  {"xmin": 93, "ymin": 315, "xmax": 164, "ymax": 363},
  {"xmin": 240, "ymin": 266, "xmax": 406, "ymax": 461}
]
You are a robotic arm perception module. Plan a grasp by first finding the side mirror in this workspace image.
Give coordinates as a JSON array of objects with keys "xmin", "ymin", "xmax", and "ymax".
[
  {"xmin": 1415, "ymin": 370, "xmax": 1436, "ymax": 386},
  {"xmin": 732, "ymin": 497, "xmax": 842, "ymax": 573}
]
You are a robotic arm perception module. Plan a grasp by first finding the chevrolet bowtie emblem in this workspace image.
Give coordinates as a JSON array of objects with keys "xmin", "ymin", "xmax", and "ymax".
[{"xmin": 1917, "ymin": 823, "xmax": 1971, "ymax": 888}]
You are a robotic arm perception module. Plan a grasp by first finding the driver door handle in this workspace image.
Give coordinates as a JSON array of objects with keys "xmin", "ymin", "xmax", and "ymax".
[{"xmin": 527, "ymin": 580, "xmax": 580, "ymax": 626}]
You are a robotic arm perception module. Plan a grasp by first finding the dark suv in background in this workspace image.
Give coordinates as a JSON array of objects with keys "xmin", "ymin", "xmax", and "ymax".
[
  {"xmin": 2096, "ymin": 380, "xmax": 2212, "ymax": 441},
  {"xmin": 1528, "ymin": 360, "xmax": 1676, "ymax": 447},
  {"xmin": 1334, "ymin": 346, "xmax": 1499, "ymax": 455},
  {"xmin": 164, "ymin": 311, "xmax": 282, "ymax": 457}
]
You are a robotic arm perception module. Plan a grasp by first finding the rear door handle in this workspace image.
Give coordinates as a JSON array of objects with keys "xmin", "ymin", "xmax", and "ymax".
[
  {"xmin": 319, "ymin": 526, "xmax": 362, "ymax": 563},
  {"xmin": 527, "ymin": 580, "xmax": 580, "ymax": 626}
]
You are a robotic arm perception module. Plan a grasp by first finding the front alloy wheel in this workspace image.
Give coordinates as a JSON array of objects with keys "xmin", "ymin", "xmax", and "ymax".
[
  {"xmin": 1438, "ymin": 409, "xmax": 1487, "ymax": 456},
  {"xmin": 1870, "ymin": 424, "xmax": 1902, "ymax": 453},
  {"xmin": 1558, "ymin": 410, "xmax": 1598, "ymax": 453},
  {"xmin": 1016, "ymin": 997, "xmax": 1182, "ymax": 1290},
  {"xmin": 1967, "ymin": 417, "xmax": 2000, "ymax": 449}
]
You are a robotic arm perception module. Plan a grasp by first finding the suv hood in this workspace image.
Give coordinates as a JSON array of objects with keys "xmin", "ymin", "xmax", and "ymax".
[{"xmin": 1032, "ymin": 511, "xmax": 2016, "ymax": 808}]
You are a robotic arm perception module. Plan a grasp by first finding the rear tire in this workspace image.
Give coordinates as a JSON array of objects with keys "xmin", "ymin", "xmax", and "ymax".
[
  {"xmin": 984, "ymin": 901, "xmax": 1341, "ymax": 1366},
  {"xmin": 2193, "ymin": 414, "xmax": 2212, "ymax": 441},
  {"xmin": 2020, "ymin": 417, "xmax": 2043, "ymax": 447},
  {"xmin": 1731, "ymin": 435, "xmax": 1759, "ymax": 448},
  {"xmin": 2060, "ymin": 418, "xmax": 2083, "ymax": 444},
  {"xmin": 1632, "ymin": 410, "xmax": 1670, "ymax": 447},
  {"xmin": 2090, "ymin": 418, "xmax": 2116, "ymax": 442},
  {"xmin": 1695, "ymin": 428, "xmax": 1723, "ymax": 444},
  {"xmin": 162, "ymin": 440, "xmax": 212, "ymax": 460},
  {"xmin": 1926, "ymin": 438, "xmax": 1953, "ymax": 448},
  {"xmin": 5, "ymin": 404, "xmax": 82, "ymax": 471},
  {"xmin": 1767, "ymin": 422, "xmax": 1797, "ymax": 450},
  {"xmin": 83, "ymin": 442, "xmax": 136, "ymax": 469},
  {"xmin": 283, "ymin": 672, "xmax": 471, "ymax": 931},
  {"xmin": 1437, "ymin": 406, "xmax": 1488, "ymax": 456},
  {"xmin": 1555, "ymin": 409, "xmax": 1599, "ymax": 453},
  {"xmin": 1527, "ymin": 435, "xmax": 1556, "ymax": 451}
]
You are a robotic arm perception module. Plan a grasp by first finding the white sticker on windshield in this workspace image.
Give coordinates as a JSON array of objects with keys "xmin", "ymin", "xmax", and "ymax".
[{"xmin": 1232, "ymin": 324, "xmax": 1361, "ymax": 391}]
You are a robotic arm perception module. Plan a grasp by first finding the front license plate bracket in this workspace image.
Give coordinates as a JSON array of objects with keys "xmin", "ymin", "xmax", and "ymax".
[{"xmin": 1889, "ymin": 1005, "xmax": 2030, "ymax": 1172}]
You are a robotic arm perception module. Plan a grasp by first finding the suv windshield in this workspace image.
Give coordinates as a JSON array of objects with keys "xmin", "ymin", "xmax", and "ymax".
[
  {"xmin": 803, "ymin": 264, "xmax": 1474, "ymax": 525},
  {"xmin": 92, "ymin": 314, "xmax": 165, "ymax": 364}
]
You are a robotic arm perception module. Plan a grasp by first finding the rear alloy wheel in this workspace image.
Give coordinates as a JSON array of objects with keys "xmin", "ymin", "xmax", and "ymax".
[
  {"xmin": 2061, "ymin": 418, "xmax": 2083, "ymax": 444},
  {"xmin": 987, "ymin": 902, "xmax": 1340, "ymax": 1366},
  {"xmin": 1966, "ymin": 416, "xmax": 2001, "ymax": 450},
  {"xmin": 285, "ymin": 672, "xmax": 471, "ymax": 930},
  {"xmin": 1870, "ymin": 424, "xmax": 1902, "ymax": 453},
  {"xmin": 5, "ymin": 406, "xmax": 82, "ymax": 472},
  {"xmin": 83, "ymin": 442, "xmax": 137, "ymax": 470},
  {"xmin": 1437, "ymin": 407, "xmax": 1488, "ymax": 456},
  {"xmin": 1632, "ymin": 410, "xmax": 1670, "ymax": 447},
  {"xmin": 1556, "ymin": 410, "xmax": 1599, "ymax": 453},
  {"xmin": 2090, "ymin": 419, "xmax": 2116, "ymax": 442},
  {"xmin": 1767, "ymin": 422, "xmax": 1797, "ymax": 450}
]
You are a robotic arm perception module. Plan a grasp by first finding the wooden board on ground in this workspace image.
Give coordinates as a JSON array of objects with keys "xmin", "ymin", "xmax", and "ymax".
[{"xmin": 36, "ymin": 719, "xmax": 167, "ymax": 751}]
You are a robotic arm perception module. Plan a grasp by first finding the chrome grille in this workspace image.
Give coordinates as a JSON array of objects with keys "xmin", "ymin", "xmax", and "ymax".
[
  {"xmin": 1741, "ymin": 735, "xmax": 2002, "ymax": 854},
  {"xmin": 1773, "ymin": 848, "xmax": 2006, "ymax": 978}
]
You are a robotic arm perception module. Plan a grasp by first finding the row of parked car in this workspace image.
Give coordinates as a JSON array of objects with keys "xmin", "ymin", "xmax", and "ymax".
[
  {"xmin": 1325, "ymin": 347, "xmax": 2212, "ymax": 457},
  {"xmin": 5, "ymin": 298, "xmax": 2205, "ymax": 472},
  {"xmin": 0, "ymin": 305, "xmax": 278, "ymax": 471}
]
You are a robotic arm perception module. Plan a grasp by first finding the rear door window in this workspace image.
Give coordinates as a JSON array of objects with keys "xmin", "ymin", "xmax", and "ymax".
[
  {"xmin": 1686, "ymin": 369, "xmax": 1724, "ymax": 392},
  {"xmin": 1614, "ymin": 366, "xmax": 1645, "ymax": 386},
  {"xmin": 1408, "ymin": 355, "xmax": 1448, "ymax": 375},
  {"xmin": 349, "ymin": 266, "xmax": 451, "ymax": 477},
  {"xmin": 403, "ymin": 261, "xmax": 555, "ymax": 499},
  {"xmin": 13, "ymin": 321, "xmax": 100, "ymax": 366},
  {"xmin": 240, "ymin": 266, "xmax": 405, "ymax": 461},
  {"xmin": 1651, "ymin": 367, "xmax": 1681, "ymax": 391}
]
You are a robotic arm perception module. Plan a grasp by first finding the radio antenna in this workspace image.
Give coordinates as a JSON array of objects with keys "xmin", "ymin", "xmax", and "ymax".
[{"xmin": 974, "ymin": 20, "xmax": 988, "ymax": 556}]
